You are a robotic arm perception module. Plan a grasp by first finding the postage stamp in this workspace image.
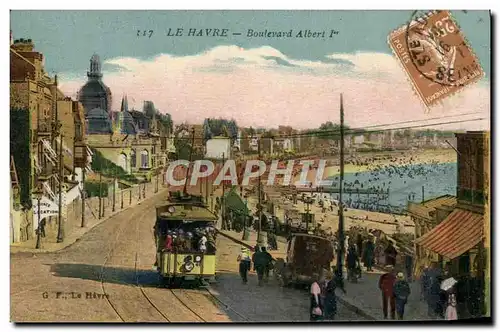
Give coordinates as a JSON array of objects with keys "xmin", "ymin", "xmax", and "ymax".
[{"xmin": 388, "ymin": 10, "xmax": 485, "ymax": 108}]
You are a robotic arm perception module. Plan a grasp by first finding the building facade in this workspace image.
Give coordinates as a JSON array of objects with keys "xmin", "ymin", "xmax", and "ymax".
[
  {"xmin": 413, "ymin": 131, "xmax": 490, "ymax": 318},
  {"xmin": 10, "ymin": 36, "xmax": 88, "ymax": 243}
]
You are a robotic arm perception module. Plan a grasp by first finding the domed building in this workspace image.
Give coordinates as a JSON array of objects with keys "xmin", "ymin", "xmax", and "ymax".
[
  {"xmin": 86, "ymin": 107, "xmax": 112, "ymax": 134},
  {"xmin": 78, "ymin": 54, "xmax": 112, "ymax": 117}
]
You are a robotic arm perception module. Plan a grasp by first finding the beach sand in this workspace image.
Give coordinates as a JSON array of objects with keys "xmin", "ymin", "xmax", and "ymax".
[{"xmin": 246, "ymin": 192, "xmax": 414, "ymax": 236}]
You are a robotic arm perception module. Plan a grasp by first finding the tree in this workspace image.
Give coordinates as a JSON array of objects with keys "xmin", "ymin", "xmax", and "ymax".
[
  {"xmin": 203, "ymin": 117, "xmax": 239, "ymax": 141},
  {"xmin": 315, "ymin": 121, "xmax": 351, "ymax": 139}
]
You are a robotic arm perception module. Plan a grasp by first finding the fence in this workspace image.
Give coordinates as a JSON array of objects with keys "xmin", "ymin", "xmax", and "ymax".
[{"xmin": 13, "ymin": 173, "xmax": 168, "ymax": 244}]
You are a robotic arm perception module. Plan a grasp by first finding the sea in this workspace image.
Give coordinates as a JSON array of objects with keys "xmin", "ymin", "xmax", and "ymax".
[{"xmin": 326, "ymin": 162, "xmax": 457, "ymax": 214}]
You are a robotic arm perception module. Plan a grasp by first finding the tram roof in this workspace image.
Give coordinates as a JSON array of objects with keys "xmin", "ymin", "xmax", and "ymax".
[
  {"xmin": 290, "ymin": 232, "xmax": 331, "ymax": 241},
  {"xmin": 156, "ymin": 203, "xmax": 218, "ymax": 221}
]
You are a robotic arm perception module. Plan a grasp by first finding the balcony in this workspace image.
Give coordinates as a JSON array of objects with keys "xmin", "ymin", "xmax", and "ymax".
[
  {"xmin": 37, "ymin": 163, "xmax": 56, "ymax": 181},
  {"xmin": 37, "ymin": 122, "xmax": 52, "ymax": 137}
]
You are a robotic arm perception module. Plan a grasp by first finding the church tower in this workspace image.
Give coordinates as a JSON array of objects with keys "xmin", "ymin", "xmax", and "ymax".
[
  {"xmin": 88, "ymin": 53, "xmax": 103, "ymax": 80},
  {"xmin": 120, "ymin": 95, "xmax": 129, "ymax": 112}
]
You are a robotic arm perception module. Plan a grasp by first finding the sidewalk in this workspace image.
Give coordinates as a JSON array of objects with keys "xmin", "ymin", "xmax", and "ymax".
[
  {"xmin": 217, "ymin": 228, "xmax": 431, "ymax": 321},
  {"xmin": 216, "ymin": 229, "xmax": 287, "ymax": 259},
  {"xmin": 10, "ymin": 186, "xmax": 169, "ymax": 254}
]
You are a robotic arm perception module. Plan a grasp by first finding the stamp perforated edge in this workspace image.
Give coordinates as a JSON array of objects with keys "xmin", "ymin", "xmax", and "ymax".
[{"xmin": 387, "ymin": 10, "xmax": 486, "ymax": 111}]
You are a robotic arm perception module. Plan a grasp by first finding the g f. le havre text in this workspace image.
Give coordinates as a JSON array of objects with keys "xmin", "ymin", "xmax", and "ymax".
[{"xmin": 156, "ymin": 28, "xmax": 339, "ymax": 38}]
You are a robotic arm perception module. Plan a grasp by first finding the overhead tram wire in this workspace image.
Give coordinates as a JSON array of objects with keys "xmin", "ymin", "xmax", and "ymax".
[{"xmin": 173, "ymin": 116, "xmax": 486, "ymax": 142}]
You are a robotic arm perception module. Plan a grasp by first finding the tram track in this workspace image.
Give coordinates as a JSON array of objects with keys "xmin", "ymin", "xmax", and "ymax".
[
  {"xmin": 203, "ymin": 287, "xmax": 249, "ymax": 322},
  {"xmin": 89, "ymin": 188, "xmax": 249, "ymax": 322},
  {"xmin": 132, "ymin": 204, "xmax": 204, "ymax": 322},
  {"xmin": 99, "ymin": 191, "xmax": 168, "ymax": 322}
]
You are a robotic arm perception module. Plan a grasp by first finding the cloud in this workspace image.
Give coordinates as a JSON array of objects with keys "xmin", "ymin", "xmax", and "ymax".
[{"xmin": 58, "ymin": 45, "xmax": 490, "ymax": 131}]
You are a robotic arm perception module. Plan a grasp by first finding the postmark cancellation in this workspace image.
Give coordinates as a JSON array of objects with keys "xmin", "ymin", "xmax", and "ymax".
[{"xmin": 388, "ymin": 10, "xmax": 485, "ymax": 108}]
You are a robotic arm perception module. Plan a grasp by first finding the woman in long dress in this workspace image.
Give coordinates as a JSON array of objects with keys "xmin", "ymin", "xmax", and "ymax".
[{"xmin": 310, "ymin": 272, "xmax": 325, "ymax": 321}]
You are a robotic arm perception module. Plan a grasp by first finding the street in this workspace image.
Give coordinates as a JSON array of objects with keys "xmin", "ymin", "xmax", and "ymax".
[{"xmin": 10, "ymin": 191, "xmax": 364, "ymax": 322}]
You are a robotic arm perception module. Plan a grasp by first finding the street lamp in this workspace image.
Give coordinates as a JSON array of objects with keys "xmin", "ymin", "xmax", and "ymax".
[{"xmin": 33, "ymin": 186, "xmax": 44, "ymax": 249}]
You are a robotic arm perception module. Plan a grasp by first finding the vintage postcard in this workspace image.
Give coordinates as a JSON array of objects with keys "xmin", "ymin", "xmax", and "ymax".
[{"xmin": 9, "ymin": 10, "xmax": 491, "ymax": 323}]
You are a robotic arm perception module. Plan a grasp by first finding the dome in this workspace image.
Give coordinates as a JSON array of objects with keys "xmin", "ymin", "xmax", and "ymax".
[
  {"xmin": 86, "ymin": 108, "xmax": 112, "ymax": 134},
  {"xmin": 78, "ymin": 80, "xmax": 112, "ymax": 114}
]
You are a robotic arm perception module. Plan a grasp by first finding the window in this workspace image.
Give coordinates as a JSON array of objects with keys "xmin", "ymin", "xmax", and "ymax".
[
  {"xmin": 130, "ymin": 150, "xmax": 136, "ymax": 168},
  {"xmin": 141, "ymin": 150, "xmax": 149, "ymax": 168}
]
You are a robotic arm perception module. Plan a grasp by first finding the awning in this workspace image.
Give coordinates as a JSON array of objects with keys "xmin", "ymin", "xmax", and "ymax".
[{"xmin": 415, "ymin": 209, "xmax": 484, "ymax": 260}]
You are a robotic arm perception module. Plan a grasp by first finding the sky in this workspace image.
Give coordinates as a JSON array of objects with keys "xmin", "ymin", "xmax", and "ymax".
[{"xmin": 10, "ymin": 10, "xmax": 491, "ymax": 130}]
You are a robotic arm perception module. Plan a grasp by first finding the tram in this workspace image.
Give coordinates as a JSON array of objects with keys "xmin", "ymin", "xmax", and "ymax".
[{"xmin": 154, "ymin": 191, "xmax": 217, "ymax": 286}]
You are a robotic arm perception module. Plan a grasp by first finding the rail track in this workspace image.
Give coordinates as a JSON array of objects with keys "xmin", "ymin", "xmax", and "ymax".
[{"xmin": 98, "ymin": 191, "xmax": 249, "ymax": 322}]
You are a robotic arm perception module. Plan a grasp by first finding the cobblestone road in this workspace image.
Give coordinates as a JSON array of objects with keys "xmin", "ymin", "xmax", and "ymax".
[{"xmin": 11, "ymin": 191, "xmax": 364, "ymax": 322}]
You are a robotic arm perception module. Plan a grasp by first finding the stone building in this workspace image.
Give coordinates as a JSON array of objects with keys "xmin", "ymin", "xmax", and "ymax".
[
  {"xmin": 10, "ymin": 37, "xmax": 88, "ymax": 243},
  {"xmin": 57, "ymin": 98, "xmax": 87, "ymax": 173},
  {"xmin": 10, "ymin": 38, "xmax": 65, "ymax": 201},
  {"xmin": 77, "ymin": 54, "xmax": 112, "ymax": 116}
]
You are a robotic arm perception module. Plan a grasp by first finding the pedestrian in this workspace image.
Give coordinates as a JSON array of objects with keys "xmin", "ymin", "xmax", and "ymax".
[
  {"xmin": 441, "ymin": 277, "xmax": 458, "ymax": 320},
  {"xmin": 164, "ymin": 231, "xmax": 173, "ymax": 252},
  {"xmin": 445, "ymin": 292, "xmax": 458, "ymax": 320},
  {"xmin": 420, "ymin": 265, "xmax": 430, "ymax": 302},
  {"xmin": 363, "ymin": 236, "xmax": 375, "ymax": 272},
  {"xmin": 310, "ymin": 272, "xmax": 324, "ymax": 321},
  {"xmin": 40, "ymin": 219, "xmax": 46, "ymax": 238},
  {"xmin": 185, "ymin": 232, "xmax": 194, "ymax": 252},
  {"xmin": 379, "ymin": 265, "xmax": 397, "ymax": 319},
  {"xmin": 384, "ymin": 241, "xmax": 398, "ymax": 267},
  {"xmin": 198, "ymin": 232, "xmax": 207, "ymax": 253},
  {"xmin": 252, "ymin": 246, "xmax": 269, "ymax": 286},
  {"xmin": 426, "ymin": 262, "xmax": 444, "ymax": 318},
  {"xmin": 405, "ymin": 254, "xmax": 413, "ymax": 282},
  {"xmin": 346, "ymin": 244, "xmax": 359, "ymax": 282},
  {"xmin": 393, "ymin": 272, "xmax": 411, "ymax": 320},
  {"xmin": 323, "ymin": 269, "xmax": 344, "ymax": 321},
  {"xmin": 237, "ymin": 247, "xmax": 251, "ymax": 284},
  {"xmin": 261, "ymin": 247, "xmax": 274, "ymax": 281},
  {"xmin": 356, "ymin": 234, "xmax": 363, "ymax": 258}
]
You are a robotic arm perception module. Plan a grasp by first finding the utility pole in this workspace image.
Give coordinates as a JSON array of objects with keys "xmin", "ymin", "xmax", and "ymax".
[
  {"xmin": 200, "ymin": 171, "xmax": 203, "ymax": 197},
  {"xmin": 56, "ymin": 134, "xmax": 64, "ymax": 243},
  {"xmin": 305, "ymin": 198, "xmax": 312, "ymax": 231},
  {"xmin": 257, "ymin": 138, "xmax": 263, "ymax": 246},
  {"xmin": 336, "ymin": 93, "xmax": 345, "ymax": 282},
  {"xmin": 421, "ymin": 185, "xmax": 425, "ymax": 203},
  {"xmin": 183, "ymin": 127, "xmax": 196, "ymax": 196},
  {"xmin": 112, "ymin": 168, "xmax": 116, "ymax": 212},
  {"xmin": 221, "ymin": 153, "xmax": 226, "ymax": 229},
  {"xmin": 35, "ymin": 193, "xmax": 42, "ymax": 249},
  {"xmin": 156, "ymin": 170, "xmax": 159, "ymax": 193},
  {"xmin": 99, "ymin": 172, "xmax": 102, "ymax": 219},
  {"xmin": 205, "ymin": 170, "xmax": 209, "ymax": 205},
  {"xmin": 81, "ymin": 167, "xmax": 86, "ymax": 227}
]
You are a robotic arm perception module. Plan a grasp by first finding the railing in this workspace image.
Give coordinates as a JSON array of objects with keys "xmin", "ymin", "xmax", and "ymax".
[{"xmin": 37, "ymin": 163, "xmax": 56, "ymax": 180}]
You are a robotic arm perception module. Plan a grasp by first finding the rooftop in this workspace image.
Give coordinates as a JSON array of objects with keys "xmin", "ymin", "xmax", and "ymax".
[{"xmin": 407, "ymin": 194, "xmax": 457, "ymax": 220}]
